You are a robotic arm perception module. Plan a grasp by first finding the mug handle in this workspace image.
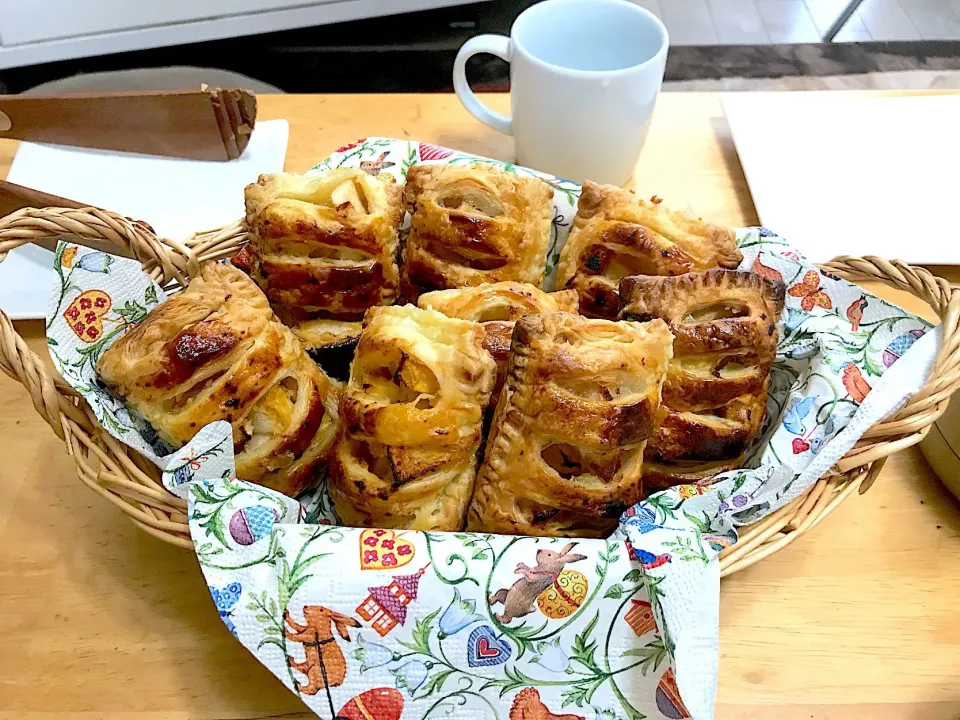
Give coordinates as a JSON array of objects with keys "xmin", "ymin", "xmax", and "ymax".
[{"xmin": 453, "ymin": 34, "xmax": 513, "ymax": 135}]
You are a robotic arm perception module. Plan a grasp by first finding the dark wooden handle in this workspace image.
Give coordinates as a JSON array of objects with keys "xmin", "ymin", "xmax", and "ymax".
[
  {"xmin": 0, "ymin": 179, "xmax": 85, "ymax": 217},
  {"xmin": 0, "ymin": 180, "xmax": 142, "ymax": 258},
  {"xmin": 0, "ymin": 88, "xmax": 256, "ymax": 161}
]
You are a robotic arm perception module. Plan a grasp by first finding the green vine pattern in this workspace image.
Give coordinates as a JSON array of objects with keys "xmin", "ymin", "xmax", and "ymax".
[
  {"xmin": 369, "ymin": 536, "xmax": 663, "ymax": 719},
  {"xmin": 191, "ymin": 477, "xmax": 292, "ymax": 567},
  {"xmin": 245, "ymin": 526, "xmax": 344, "ymax": 695},
  {"xmin": 47, "ymin": 272, "xmax": 161, "ymax": 446}
]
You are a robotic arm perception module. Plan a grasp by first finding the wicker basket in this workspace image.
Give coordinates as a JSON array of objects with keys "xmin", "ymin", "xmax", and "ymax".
[{"xmin": 2, "ymin": 206, "xmax": 958, "ymax": 575}]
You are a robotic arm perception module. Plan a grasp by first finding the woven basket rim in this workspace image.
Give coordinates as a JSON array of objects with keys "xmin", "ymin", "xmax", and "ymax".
[{"xmin": 2, "ymin": 206, "xmax": 958, "ymax": 572}]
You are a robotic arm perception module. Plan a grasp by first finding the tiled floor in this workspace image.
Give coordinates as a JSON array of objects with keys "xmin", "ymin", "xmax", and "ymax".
[{"xmin": 632, "ymin": 0, "xmax": 960, "ymax": 43}]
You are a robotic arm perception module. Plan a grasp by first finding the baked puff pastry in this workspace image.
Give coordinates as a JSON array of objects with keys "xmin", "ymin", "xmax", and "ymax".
[
  {"xmin": 468, "ymin": 313, "xmax": 673, "ymax": 537},
  {"xmin": 418, "ymin": 282, "xmax": 579, "ymax": 401},
  {"xmin": 330, "ymin": 305, "xmax": 497, "ymax": 531},
  {"xmin": 619, "ymin": 269, "xmax": 785, "ymax": 487},
  {"xmin": 556, "ymin": 181, "xmax": 743, "ymax": 319},
  {"xmin": 641, "ymin": 457, "xmax": 744, "ymax": 493},
  {"xmin": 97, "ymin": 263, "xmax": 341, "ymax": 496},
  {"xmin": 400, "ymin": 162, "xmax": 554, "ymax": 299},
  {"xmin": 244, "ymin": 168, "xmax": 403, "ymax": 370}
]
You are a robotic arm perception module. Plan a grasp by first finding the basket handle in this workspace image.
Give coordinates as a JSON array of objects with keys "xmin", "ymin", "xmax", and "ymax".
[
  {"xmin": 0, "ymin": 203, "xmax": 249, "ymax": 287},
  {"xmin": 820, "ymin": 255, "xmax": 960, "ymax": 471},
  {"xmin": 0, "ymin": 180, "xmax": 149, "ymax": 261},
  {"xmin": 1, "ymin": 205, "xmax": 191, "ymax": 286},
  {"xmin": 0, "ymin": 204, "xmax": 247, "ymax": 440}
]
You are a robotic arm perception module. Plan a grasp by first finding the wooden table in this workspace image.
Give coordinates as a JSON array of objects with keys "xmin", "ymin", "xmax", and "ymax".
[{"xmin": 1, "ymin": 93, "xmax": 959, "ymax": 720}]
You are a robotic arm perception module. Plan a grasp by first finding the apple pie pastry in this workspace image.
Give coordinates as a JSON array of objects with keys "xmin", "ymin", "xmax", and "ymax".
[
  {"xmin": 400, "ymin": 162, "xmax": 554, "ymax": 299},
  {"xmin": 468, "ymin": 312, "xmax": 673, "ymax": 537},
  {"xmin": 641, "ymin": 457, "xmax": 744, "ymax": 492},
  {"xmin": 97, "ymin": 263, "xmax": 341, "ymax": 496},
  {"xmin": 556, "ymin": 181, "xmax": 743, "ymax": 319},
  {"xmin": 329, "ymin": 305, "xmax": 497, "ymax": 531},
  {"xmin": 244, "ymin": 168, "xmax": 404, "ymax": 370},
  {"xmin": 418, "ymin": 282, "xmax": 579, "ymax": 400},
  {"xmin": 619, "ymin": 269, "xmax": 785, "ymax": 488}
]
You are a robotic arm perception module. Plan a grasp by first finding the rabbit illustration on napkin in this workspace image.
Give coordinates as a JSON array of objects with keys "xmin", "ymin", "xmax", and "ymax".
[{"xmin": 488, "ymin": 542, "xmax": 587, "ymax": 624}]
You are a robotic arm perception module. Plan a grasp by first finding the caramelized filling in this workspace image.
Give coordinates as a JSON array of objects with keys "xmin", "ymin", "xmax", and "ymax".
[
  {"xmin": 541, "ymin": 443, "xmax": 621, "ymax": 481},
  {"xmin": 354, "ymin": 437, "xmax": 393, "ymax": 482},
  {"xmin": 683, "ymin": 301, "xmax": 749, "ymax": 324},
  {"xmin": 436, "ymin": 182, "xmax": 503, "ymax": 217}
]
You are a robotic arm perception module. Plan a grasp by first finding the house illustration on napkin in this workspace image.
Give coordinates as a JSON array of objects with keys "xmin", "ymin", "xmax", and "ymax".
[{"xmin": 356, "ymin": 566, "xmax": 428, "ymax": 636}]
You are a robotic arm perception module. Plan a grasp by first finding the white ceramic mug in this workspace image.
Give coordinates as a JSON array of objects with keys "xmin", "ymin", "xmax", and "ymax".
[{"xmin": 453, "ymin": 0, "xmax": 669, "ymax": 185}]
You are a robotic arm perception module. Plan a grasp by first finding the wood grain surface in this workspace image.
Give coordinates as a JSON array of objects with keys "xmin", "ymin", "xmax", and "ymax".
[
  {"xmin": 0, "ymin": 92, "xmax": 958, "ymax": 719},
  {"xmin": 0, "ymin": 89, "xmax": 256, "ymax": 160}
]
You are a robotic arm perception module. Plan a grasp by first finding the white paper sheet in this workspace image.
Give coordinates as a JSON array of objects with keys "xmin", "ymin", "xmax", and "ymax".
[
  {"xmin": 723, "ymin": 93, "xmax": 960, "ymax": 264},
  {"xmin": 0, "ymin": 119, "xmax": 289, "ymax": 319}
]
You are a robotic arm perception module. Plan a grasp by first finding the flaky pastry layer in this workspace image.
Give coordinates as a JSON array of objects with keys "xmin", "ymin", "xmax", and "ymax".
[
  {"xmin": 468, "ymin": 312, "xmax": 673, "ymax": 537},
  {"xmin": 418, "ymin": 282, "xmax": 579, "ymax": 401},
  {"xmin": 400, "ymin": 163, "xmax": 554, "ymax": 299},
  {"xmin": 244, "ymin": 168, "xmax": 403, "ymax": 351},
  {"xmin": 557, "ymin": 181, "xmax": 742, "ymax": 318},
  {"xmin": 97, "ymin": 263, "xmax": 341, "ymax": 496},
  {"xmin": 329, "ymin": 305, "xmax": 496, "ymax": 531},
  {"xmin": 620, "ymin": 269, "xmax": 785, "ymax": 477}
]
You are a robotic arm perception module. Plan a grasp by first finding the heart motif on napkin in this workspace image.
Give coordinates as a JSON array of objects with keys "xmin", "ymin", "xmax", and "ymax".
[
  {"xmin": 467, "ymin": 625, "xmax": 511, "ymax": 667},
  {"xmin": 359, "ymin": 529, "xmax": 416, "ymax": 570},
  {"xmin": 63, "ymin": 290, "xmax": 112, "ymax": 343}
]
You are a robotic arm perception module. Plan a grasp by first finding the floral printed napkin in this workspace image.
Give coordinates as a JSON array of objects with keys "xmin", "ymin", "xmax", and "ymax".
[{"xmin": 44, "ymin": 139, "xmax": 938, "ymax": 720}]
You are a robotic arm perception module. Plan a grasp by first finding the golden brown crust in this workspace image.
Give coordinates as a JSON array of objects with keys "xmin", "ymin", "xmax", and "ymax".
[
  {"xmin": 468, "ymin": 312, "xmax": 673, "ymax": 537},
  {"xmin": 329, "ymin": 305, "xmax": 496, "ymax": 531},
  {"xmin": 651, "ymin": 385, "xmax": 768, "ymax": 461},
  {"xmin": 418, "ymin": 282, "xmax": 579, "ymax": 401},
  {"xmin": 400, "ymin": 163, "xmax": 554, "ymax": 299},
  {"xmin": 244, "ymin": 169, "xmax": 403, "ymax": 351},
  {"xmin": 619, "ymin": 269, "xmax": 785, "ymax": 467},
  {"xmin": 556, "ymin": 182, "xmax": 743, "ymax": 318},
  {"xmin": 641, "ymin": 456, "xmax": 743, "ymax": 492},
  {"xmin": 97, "ymin": 263, "xmax": 341, "ymax": 496}
]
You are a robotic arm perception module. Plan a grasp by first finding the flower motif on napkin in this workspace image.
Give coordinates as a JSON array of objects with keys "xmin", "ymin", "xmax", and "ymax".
[
  {"xmin": 531, "ymin": 638, "xmax": 571, "ymax": 673},
  {"xmin": 391, "ymin": 659, "xmax": 428, "ymax": 695},
  {"xmin": 437, "ymin": 587, "xmax": 483, "ymax": 638},
  {"xmin": 354, "ymin": 634, "xmax": 399, "ymax": 672},
  {"xmin": 63, "ymin": 289, "xmax": 112, "ymax": 342},
  {"xmin": 74, "ymin": 251, "xmax": 114, "ymax": 274}
]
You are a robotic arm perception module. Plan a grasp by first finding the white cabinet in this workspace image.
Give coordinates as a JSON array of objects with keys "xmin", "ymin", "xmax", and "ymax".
[
  {"xmin": 1, "ymin": 0, "xmax": 333, "ymax": 46},
  {"xmin": 0, "ymin": 0, "xmax": 482, "ymax": 69}
]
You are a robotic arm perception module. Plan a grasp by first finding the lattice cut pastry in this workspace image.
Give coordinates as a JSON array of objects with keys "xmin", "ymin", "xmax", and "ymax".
[
  {"xmin": 330, "ymin": 305, "xmax": 497, "ymax": 530},
  {"xmin": 400, "ymin": 162, "xmax": 554, "ymax": 299},
  {"xmin": 620, "ymin": 269, "xmax": 785, "ymax": 487},
  {"xmin": 556, "ymin": 181, "xmax": 743, "ymax": 319},
  {"xmin": 418, "ymin": 282, "xmax": 579, "ymax": 400},
  {"xmin": 97, "ymin": 263, "xmax": 341, "ymax": 496},
  {"xmin": 244, "ymin": 168, "xmax": 404, "ymax": 359},
  {"xmin": 468, "ymin": 313, "xmax": 673, "ymax": 537}
]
